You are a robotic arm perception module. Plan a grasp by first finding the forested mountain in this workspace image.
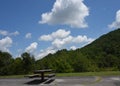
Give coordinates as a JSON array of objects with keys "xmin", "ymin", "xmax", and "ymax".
[
  {"xmin": 0, "ymin": 29, "xmax": 120, "ymax": 75},
  {"xmin": 36, "ymin": 29, "xmax": 120, "ymax": 72}
]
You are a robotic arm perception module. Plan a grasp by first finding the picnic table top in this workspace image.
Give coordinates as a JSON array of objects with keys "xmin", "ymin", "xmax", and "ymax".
[{"xmin": 34, "ymin": 69, "xmax": 52, "ymax": 73}]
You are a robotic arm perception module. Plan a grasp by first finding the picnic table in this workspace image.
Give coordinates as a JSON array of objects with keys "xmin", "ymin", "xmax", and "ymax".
[
  {"xmin": 25, "ymin": 69, "xmax": 55, "ymax": 82},
  {"xmin": 34, "ymin": 69, "xmax": 53, "ymax": 81}
]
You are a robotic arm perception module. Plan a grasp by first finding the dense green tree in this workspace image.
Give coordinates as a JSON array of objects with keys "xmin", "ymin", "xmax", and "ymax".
[
  {"xmin": 21, "ymin": 52, "xmax": 35, "ymax": 74},
  {"xmin": 54, "ymin": 59, "xmax": 73, "ymax": 73},
  {"xmin": 0, "ymin": 51, "xmax": 14, "ymax": 75},
  {"xmin": 13, "ymin": 58, "xmax": 24, "ymax": 74}
]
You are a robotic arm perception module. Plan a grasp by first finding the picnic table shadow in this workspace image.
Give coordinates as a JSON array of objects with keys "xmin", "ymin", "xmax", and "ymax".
[
  {"xmin": 114, "ymin": 81, "xmax": 120, "ymax": 86},
  {"xmin": 25, "ymin": 79, "xmax": 55, "ymax": 85}
]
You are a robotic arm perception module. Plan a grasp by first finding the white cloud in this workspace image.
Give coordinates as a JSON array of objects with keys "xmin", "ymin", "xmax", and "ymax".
[
  {"xmin": 37, "ymin": 47, "xmax": 56, "ymax": 59},
  {"xmin": 52, "ymin": 36, "xmax": 73, "ymax": 48},
  {"xmin": 39, "ymin": 0, "xmax": 89, "ymax": 28},
  {"xmin": 0, "ymin": 30, "xmax": 8, "ymax": 36},
  {"xmin": 73, "ymin": 35, "xmax": 94, "ymax": 43},
  {"xmin": 37, "ymin": 29, "xmax": 95, "ymax": 59},
  {"xmin": 10, "ymin": 31, "xmax": 19, "ymax": 36},
  {"xmin": 0, "ymin": 30, "xmax": 19, "ymax": 36},
  {"xmin": 52, "ymin": 35, "xmax": 94, "ymax": 49},
  {"xmin": 40, "ymin": 35, "xmax": 52, "ymax": 41},
  {"xmin": 73, "ymin": 35, "xmax": 87, "ymax": 43},
  {"xmin": 52, "ymin": 39, "xmax": 64, "ymax": 48},
  {"xmin": 25, "ymin": 33, "xmax": 32, "ymax": 39},
  {"xmin": 109, "ymin": 10, "xmax": 120, "ymax": 29},
  {"xmin": 52, "ymin": 29, "xmax": 71, "ymax": 38},
  {"xmin": 39, "ymin": 29, "xmax": 70, "ymax": 41},
  {"xmin": 25, "ymin": 42, "xmax": 38, "ymax": 53},
  {"xmin": 70, "ymin": 46, "xmax": 77, "ymax": 50},
  {"xmin": 0, "ymin": 37, "xmax": 13, "ymax": 52}
]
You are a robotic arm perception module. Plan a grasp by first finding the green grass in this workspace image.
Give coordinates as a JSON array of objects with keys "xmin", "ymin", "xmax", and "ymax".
[
  {"xmin": 56, "ymin": 71, "xmax": 120, "ymax": 77},
  {"xmin": 0, "ymin": 75, "xmax": 25, "ymax": 78},
  {"xmin": 0, "ymin": 71, "xmax": 120, "ymax": 78}
]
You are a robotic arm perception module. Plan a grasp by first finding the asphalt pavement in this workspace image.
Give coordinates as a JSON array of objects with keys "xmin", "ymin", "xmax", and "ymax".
[{"xmin": 0, "ymin": 76, "xmax": 120, "ymax": 86}]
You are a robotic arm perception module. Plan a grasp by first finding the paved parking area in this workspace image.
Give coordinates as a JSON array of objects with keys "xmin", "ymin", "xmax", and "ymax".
[{"xmin": 0, "ymin": 76, "xmax": 120, "ymax": 86}]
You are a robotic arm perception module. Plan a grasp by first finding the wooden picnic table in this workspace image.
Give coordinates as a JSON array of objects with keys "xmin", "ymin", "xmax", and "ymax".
[{"xmin": 34, "ymin": 69, "xmax": 53, "ymax": 81}]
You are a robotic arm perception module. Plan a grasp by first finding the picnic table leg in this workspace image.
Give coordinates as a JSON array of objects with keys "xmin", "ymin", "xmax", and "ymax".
[{"xmin": 41, "ymin": 72, "xmax": 44, "ymax": 81}]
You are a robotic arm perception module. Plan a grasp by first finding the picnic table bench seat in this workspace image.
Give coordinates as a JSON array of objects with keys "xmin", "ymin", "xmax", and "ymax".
[
  {"xmin": 48, "ymin": 73, "xmax": 55, "ymax": 78},
  {"xmin": 24, "ymin": 74, "xmax": 40, "ymax": 78},
  {"xmin": 25, "ymin": 73, "xmax": 55, "ymax": 78}
]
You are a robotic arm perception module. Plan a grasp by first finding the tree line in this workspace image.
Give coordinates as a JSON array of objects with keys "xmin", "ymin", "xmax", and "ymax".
[
  {"xmin": 0, "ymin": 51, "xmax": 35, "ymax": 75},
  {"xmin": 0, "ymin": 29, "xmax": 120, "ymax": 75}
]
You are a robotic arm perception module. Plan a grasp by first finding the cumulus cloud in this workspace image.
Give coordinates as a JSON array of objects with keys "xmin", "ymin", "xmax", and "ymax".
[
  {"xmin": 52, "ymin": 39, "xmax": 64, "ymax": 48},
  {"xmin": 25, "ymin": 33, "xmax": 32, "ymax": 39},
  {"xmin": 72, "ymin": 35, "xmax": 94, "ymax": 43},
  {"xmin": 25, "ymin": 42, "xmax": 38, "ymax": 53},
  {"xmin": 37, "ymin": 34, "xmax": 94, "ymax": 59},
  {"xmin": 39, "ymin": 0, "xmax": 89, "ymax": 28},
  {"xmin": 39, "ymin": 29, "xmax": 70, "ymax": 41},
  {"xmin": 109, "ymin": 10, "xmax": 120, "ymax": 29},
  {"xmin": 52, "ymin": 29, "xmax": 71, "ymax": 38},
  {"xmin": 37, "ymin": 47, "xmax": 56, "ymax": 59},
  {"xmin": 52, "ymin": 35, "xmax": 94, "ymax": 49},
  {"xmin": 0, "ymin": 30, "xmax": 19, "ymax": 36},
  {"xmin": 0, "ymin": 30, "xmax": 8, "ymax": 36},
  {"xmin": 0, "ymin": 37, "xmax": 13, "ymax": 52},
  {"xmin": 37, "ymin": 29, "xmax": 95, "ymax": 59},
  {"xmin": 10, "ymin": 31, "xmax": 19, "ymax": 36},
  {"xmin": 52, "ymin": 36, "xmax": 73, "ymax": 48},
  {"xmin": 40, "ymin": 35, "xmax": 52, "ymax": 41},
  {"xmin": 70, "ymin": 46, "xmax": 77, "ymax": 50}
]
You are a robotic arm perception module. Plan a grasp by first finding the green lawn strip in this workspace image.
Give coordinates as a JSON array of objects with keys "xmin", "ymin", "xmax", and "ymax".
[
  {"xmin": 56, "ymin": 71, "xmax": 120, "ymax": 77},
  {"xmin": 0, "ymin": 75, "xmax": 25, "ymax": 79},
  {"xmin": 0, "ymin": 71, "xmax": 120, "ymax": 78}
]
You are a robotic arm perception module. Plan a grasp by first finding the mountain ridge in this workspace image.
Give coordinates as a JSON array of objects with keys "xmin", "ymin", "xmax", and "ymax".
[{"xmin": 36, "ymin": 29, "xmax": 120, "ymax": 72}]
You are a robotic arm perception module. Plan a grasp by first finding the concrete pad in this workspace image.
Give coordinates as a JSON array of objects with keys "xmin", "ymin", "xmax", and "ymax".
[{"xmin": 0, "ymin": 76, "xmax": 120, "ymax": 86}]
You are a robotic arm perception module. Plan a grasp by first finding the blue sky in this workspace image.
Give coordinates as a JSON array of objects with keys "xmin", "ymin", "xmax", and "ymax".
[{"xmin": 0, "ymin": 0, "xmax": 120, "ymax": 59}]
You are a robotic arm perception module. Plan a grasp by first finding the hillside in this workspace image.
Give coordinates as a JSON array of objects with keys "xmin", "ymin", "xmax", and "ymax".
[{"xmin": 36, "ymin": 29, "xmax": 120, "ymax": 72}]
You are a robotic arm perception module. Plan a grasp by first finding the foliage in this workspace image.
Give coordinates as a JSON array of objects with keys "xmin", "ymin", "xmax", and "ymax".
[
  {"xmin": 0, "ymin": 52, "xmax": 35, "ymax": 75},
  {"xmin": 0, "ymin": 29, "xmax": 120, "ymax": 75},
  {"xmin": 21, "ymin": 52, "xmax": 35, "ymax": 74},
  {"xmin": 36, "ymin": 28, "xmax": 120, "ymax": 72}
]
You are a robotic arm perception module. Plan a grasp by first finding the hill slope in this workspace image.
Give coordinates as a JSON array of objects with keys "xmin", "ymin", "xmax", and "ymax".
[{"xmin": 36, "ymin": 29, "xmax": 120, "ymax": 72}]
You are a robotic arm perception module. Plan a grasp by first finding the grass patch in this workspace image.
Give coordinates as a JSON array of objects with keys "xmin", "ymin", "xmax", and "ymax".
[
  {"xmin": 0, "ymin": 71, "xmax": 120, "ymax": 78},
  {"xmin": 56, "ymin": 71, "xmax": 120, "ymax": 77},
  {"xmin": 0, "ymin": 75, "xmax": 25, "ymax": 79}
]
